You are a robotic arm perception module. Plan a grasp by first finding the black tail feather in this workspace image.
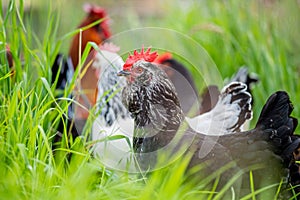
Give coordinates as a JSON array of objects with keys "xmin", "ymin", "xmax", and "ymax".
[
  {"xmin": 255, "ymin": 91, "xmax": 299, "ymax": 165},
  {"xmin": 255, "ymin": 91, "xmax": 296, "ymax": 131}
]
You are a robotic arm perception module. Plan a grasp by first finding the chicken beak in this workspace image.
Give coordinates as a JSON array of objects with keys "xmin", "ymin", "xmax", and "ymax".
[{"xmin": 117, "ymin": 70, "xmax": 130, "ymax": 76}]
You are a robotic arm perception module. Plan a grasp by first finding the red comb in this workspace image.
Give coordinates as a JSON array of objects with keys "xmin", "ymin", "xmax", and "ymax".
[
  {"xmin": 153, "ymin": 52, "xmax": 173, "ymax": 64},
  {"xmin": 83, "ymin": 4, "xmax": 111, "ymax": 38},
  {"xmin": 123, "ymin": 47, "xmax": 158, "ymax": 71},
  {"xmin": 83, "ymin": 4, "xmax": 107, "ymax": 18}
]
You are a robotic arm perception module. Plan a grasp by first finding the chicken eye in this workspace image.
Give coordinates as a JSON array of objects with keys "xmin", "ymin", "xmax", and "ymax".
[{"xmin": 136, "ymin": 67, "xmax": 144, "ymax": 73}]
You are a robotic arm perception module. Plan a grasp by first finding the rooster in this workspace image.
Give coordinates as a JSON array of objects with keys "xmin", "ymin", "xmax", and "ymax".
[
  {"xmin": 117, "ymin": 47, "xmax": 299, "ymax": 197},
  {"xmin": 91, "ymin": 46, "xmax": 253, "ymax": 171},
  {"xmin": 51, "ymin": 4, "xmax": 111, "ymax": 132},
  {"xmin": 68, "ymin": 4, "xmax": 111, "ymax": 68},
  {"xmin": 69, "ymin": 4, "xmax": 111, "ymax": 117}
]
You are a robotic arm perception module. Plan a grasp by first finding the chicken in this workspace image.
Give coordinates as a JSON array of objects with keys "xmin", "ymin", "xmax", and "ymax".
[
  {"xmin": 68, "ymin": 3, "xmax": 111, "ymax": 68},
  {"xmin": 91, "ymin": 47, "xmax": 252, "ymax": 171},
  {"xmin": 117, "ymin": 48, "xmax": 299, "ymax": 197},
  {"xmin": 51, "ymin": 4, "xmax": 112, "ymax": 132}
]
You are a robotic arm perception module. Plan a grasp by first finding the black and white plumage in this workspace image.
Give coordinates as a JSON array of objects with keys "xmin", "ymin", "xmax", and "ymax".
[
  {"xmin": 93, "ymin": 50, "xmax": 129, "ymax": 127},
  {"xmin": 197, "ymin": 66, "xmax": 258, "ymax": 132},
  {"xmin": 119, "ymin": 60, "xmax": 299, "ymax": 197},
  {"xmin": 91, "ymin": 49, "xmax": 134, "ymax": 170}
]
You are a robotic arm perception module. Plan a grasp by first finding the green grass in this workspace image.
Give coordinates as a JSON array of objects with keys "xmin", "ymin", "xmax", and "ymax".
[{"xmin": 1, "ymin": 0, "xmax": 300, "ymax": 199}]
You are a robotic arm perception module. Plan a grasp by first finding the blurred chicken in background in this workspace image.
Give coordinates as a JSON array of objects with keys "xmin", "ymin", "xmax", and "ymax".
[
  {"xmin": 70, "ymin": 4, "xmax": 111, "ymax": 133},
  {"xmin": 69, "ymin": 3, "xmax": 111, "ymax": 68},
  {"xmin": 51, "ymin": 4, "xmax": 111, "ymax": 134}
]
